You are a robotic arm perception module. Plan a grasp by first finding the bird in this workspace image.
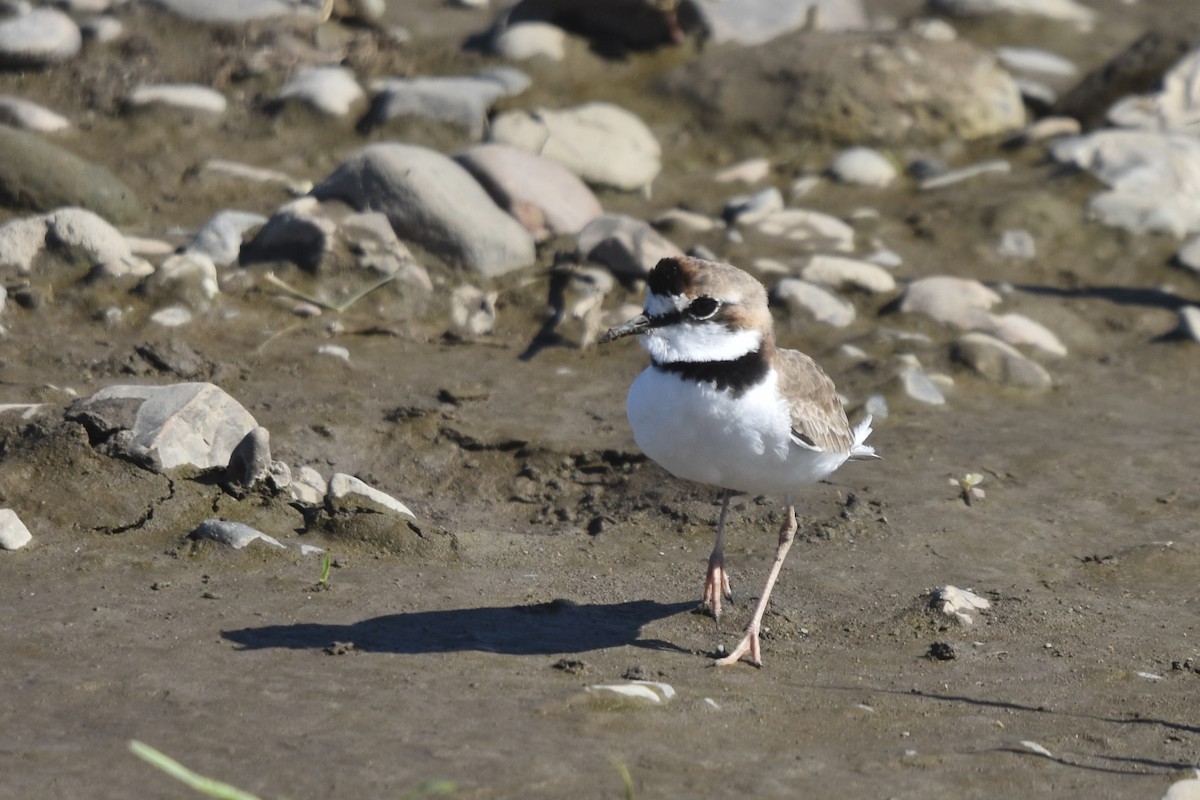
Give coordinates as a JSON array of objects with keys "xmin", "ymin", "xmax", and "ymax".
[{"xmin": 599, "ymin": 255, "xmax": 877, "ymax": 667}]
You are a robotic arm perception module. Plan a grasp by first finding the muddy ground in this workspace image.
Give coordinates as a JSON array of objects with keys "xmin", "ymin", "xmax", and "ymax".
[{"xmin": 3, "ymin": 1, "xmax": 1200, "ymax": 798}]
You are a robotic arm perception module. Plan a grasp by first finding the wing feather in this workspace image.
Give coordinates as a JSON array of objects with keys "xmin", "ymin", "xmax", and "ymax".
[{"xmin": 775, "ymin": 349, "xmax": 854, "ymax": 453}]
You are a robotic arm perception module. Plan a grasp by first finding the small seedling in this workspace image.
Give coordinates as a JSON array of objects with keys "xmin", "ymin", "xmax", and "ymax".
[
  {"xmin": 129, "ymin": 740, "xmax": 262, "ymax": 800},
  {"xmin": 950, "ymin": 472, "xmax": 985, "ymax": 506},
  {"xmin": 318, "ymin": 552, "xmax": 332, "ymax": 586}
]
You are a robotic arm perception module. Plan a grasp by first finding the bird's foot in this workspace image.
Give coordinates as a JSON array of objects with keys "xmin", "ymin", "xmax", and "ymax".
[
  {"xmin": 713, "ymin": 628, "xmax": 762, "ymax": 668},
  {"xmin": 702, "ymin": 559, "xmax": 734, "ymax": 622}
]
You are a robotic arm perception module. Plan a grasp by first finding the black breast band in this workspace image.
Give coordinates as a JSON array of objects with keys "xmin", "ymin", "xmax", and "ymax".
[{"xmin": 655, "ymin": 349, "xmax": 769, "ymax": 396}]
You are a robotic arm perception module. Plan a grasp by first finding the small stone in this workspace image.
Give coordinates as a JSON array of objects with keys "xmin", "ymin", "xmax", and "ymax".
[
  {"xmin": 0, "ymin": 509, "xmax": 32, "ymax": 550},
  {"xmin": 714, "ymin": 157, "xmax": 771, "ymax": 184},
  {"xmin": 996, "ymin": 229, "xmax": 1036, "ymax": 260},
  {"xmin": 291, "ymin": 466, "xmax": 327, "ymax": 506},
  {"xmin": 0, "ymin": 95, "xmax": 70, "ymax": 132},
  {"xmin": 188, "ymin": 210, "xmax": 268, "ymax": 267},
  {"xmin": 327, "ymin": 473, "xmax": 415, "ymax": 518},
  {"xmin": 577, "ymin": 213, "xmax": 684, "ymax": 278},
  {"xmin": 896, "ymin": 366, "xmax": 946, "ymax": 405},
  {"xmin": 899, "ymin": 276, "xmax": 1001, "ymax": 329},
  {"xmin": 975, "ymin": 312, "xmax": 1066, "ymax": 356},
  {"xmin": 723, "ymin": 186, "xmax": 784, "ymax": 225},
  {"xmin": 190, "ymin": 519, "xmax": 284, "ymax": 550},
  {"xmin": 80, "ymin": 15, "xmax": 123, "ymax": 43},
  {"xmin": 919, "ymin": 159, "xmax": 1011, "ymax": 190},
  {"xmin": 0, "ymin": 8, "xmax": 82, "ymax": 68},
  {"xmin": 952, "ymin": 332, "xmax": 1052, "ymax": 390},
  {"xmin": 276, "ymin": 66, "xmax": 365, "ymax": 117},
  {"xmin": 828, "ymin": 147, "xmax": 897, "ymax": 188},
  {"xmin": 750, "ymin": 209, "xmax": 855, "ymax": 252},
  {"xmin": 927, "ymin": 641, "xmax": 957, "ymax": 661},
  {"xmin": 490, "ymin": 21, "xmax": 565, "ymax": 61},
  {"xmin": 1176, "ymin": 237, "xmax": 1200, "ymax": 274},
  {"xmin": 151, "ymin": 252, "xmax": 219, "ymax": 308},
  {"xmin": 240, "ymin": 198, "xmax": 335, "ymax": 272},
  {"xmin": 994, "ymin": 47, "xmax": 1078, "ymax": 78},
  {"xmin": 1177, "ymin": 306, "xmax": 1200, "ymax": 342},
  {"xmin": 653, "ymin": 208, "xmax": 721, "ymax": 232},
  {"xmin": 317, "ymin": 343, "xmax": 351, "ymax": 362},
  {"xmin": 800, "ymin": 254, "xmax": 896, "ymax": 294},
  {"xmin": 149, "ymin": 306, "xmax": 192, "ymax": 327},
  {"xmin": 0, "ymin": 215, "xmax": 49, "ymax": 273},
  {"xmin": 226, "ymin": 426, "xmax": 272, "ymax": 488},
  {"xmin": 126, "ymin": 84, "xmax": 227, "ymax": 115},
  {"xmin": 771, "ymin": 278, "xmax": 856, "ymax": 327},
  {"xmin": 450, "ymin": 285, "xmax": 499, "ymax": 337}
]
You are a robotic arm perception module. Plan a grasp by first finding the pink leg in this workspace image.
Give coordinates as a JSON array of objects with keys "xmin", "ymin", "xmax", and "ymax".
[
  {"xmin": 714, "ymin": 499, "xmax": 798, "ymax": 667},
  {"xmin": 703, "ymin": 490, "xmax": 734, "ymax": 621}
]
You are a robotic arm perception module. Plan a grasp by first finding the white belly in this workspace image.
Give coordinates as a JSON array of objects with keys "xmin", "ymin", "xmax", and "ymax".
[{"xmin": 626, "ymin": 367, "xmax": 849, "ymax": 496}]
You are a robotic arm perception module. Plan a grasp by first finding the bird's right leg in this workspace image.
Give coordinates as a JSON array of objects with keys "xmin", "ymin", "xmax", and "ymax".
[{"xmin": 703, "ymin": 489, "xmax": 734, "ymax": 623}]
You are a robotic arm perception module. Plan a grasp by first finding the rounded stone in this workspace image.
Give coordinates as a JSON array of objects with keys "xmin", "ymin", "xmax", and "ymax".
[
  {"xmin": 828, "ymin": 147, "xmax": 897, "ymax": 187},
  {"xmin": 0, "ymin": 8, "xmax": 82, "ymax": 68}
]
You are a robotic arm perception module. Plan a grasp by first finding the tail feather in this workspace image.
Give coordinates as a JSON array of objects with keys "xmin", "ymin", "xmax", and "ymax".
[{"xmin": 849, "ymin": 415, "xmax": 879, "ymax": 460}]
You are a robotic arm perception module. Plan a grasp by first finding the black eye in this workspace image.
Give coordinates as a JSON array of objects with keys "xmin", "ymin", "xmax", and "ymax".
[{"xmin": 687, "ymin": 296, "xmax": 719, "ymax": 320}]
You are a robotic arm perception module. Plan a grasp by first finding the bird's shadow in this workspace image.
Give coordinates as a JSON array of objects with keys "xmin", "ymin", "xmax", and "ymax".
[{"xmin": 222, "ymin": 598, "xmax": 696, "ymax": 656}]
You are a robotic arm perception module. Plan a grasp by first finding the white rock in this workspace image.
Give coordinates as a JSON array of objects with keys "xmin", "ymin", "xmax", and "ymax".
[
  {"xmin": 927, "ymin": 0, "xmax": 1095, "ymax": 27},
  {"xmin": 454, "ymin": 143, "xmax": 603, "ymax": 239},
  {"xmin": 80, "ymin": 15, "xmax": 123, "ymax": 43},
  {"xmin": 751, "ymin": 209, "xmax": 855, "ymax": 252},
  {"xmin": 327, "ymin": 473, "xmax": 415, "ymax": 518},
  {"xmin": 772, "ymin": 278, "xmax": 856, "ymax": 327},
  {"xmin": 150, "ymin": 306, "xmax": 192, "ymax": 327},
  {"xmin": 0, "ymin": 215, "xmax": 49, "ymax": 272},
  {"xmin": 714, "ymin": 157, "xmax": 771, "ymax": 184},
  {"xmin": 146, "ymin": 0, "xmax": 326, "ymax": 23},
  {"xmin": 828, "ymin": 147, "xmax": 897, "ymax": 188},
  {"xmin": 919, "ymin": 159, "xmax": 1011, "ymax": 190},
  {"xmin": 291, "ymin": 466, "xmax": 327, "ymax": 506},
  {"xmin": 75, "ymin": 383, "xmax": 259, "ymax": 471},
  {"xmin": 489, "ymin": 102, "xmax": 661, "ymax": 192},
  {"xmin": 800, "ymin": 254, "xmax": 896, "ymax": 294},
  {"xmin": 0, "ymin": 95, "xmax": 69, "ymax": 132},
  {"xmin": 900, "ymin": 276, "xmax": 1002, "ymax": 328},
  {"xmin": 450, "ymin": 285, "xmax": 499, "ymax": 337},
  {"xmin": 366, "ymin": 69, "xmax": 526, "ymax": 140},
  {"xmin": 190, "ymin": 519, "xmax": 284, "ymax": 550},
  {"xmin": 994, "ymin": 46, "xmax": 1078, "ymax": 78},
  {"xmin": 1177, "ymin": 306, "xmax": 1200, "ymax": 342},
  {"xmin": 317, "ymin": 343, "xmax": 351, "ymax": 362},
  {"xmin": 1178, "ymin": 236, "xmax": 1200, "ymax": 273},
  {"xmin": 577, "ymin": 213, "xmax": 684, "ymax": 278},
  {"xmin": 126, "ymin": 83, "xmax": 227, "ymax": 114},
  {"xmin": 953, "ymin": 332, "xmax": 1052, "ymax": 389},
  {"xmin": 996, "ymin": 229, "xmax": 1036, "ymax": 260},
  {"xmin": 203, "ymin": 159, "xmax": 311, "ymax": 195},
  {"xmin": 1051, "ymin": 130, "xmax": 1200, "ymax": 236},
  {"xmin": 276, "ymin": 66, "xmax": 365, "ymax": 117},
  {"xmin": 490, "ymin": 22, "xmax": 565, "ymax": 61},
  {"xmin": 724, "ymin": 187, "xmax": 784, "ymax": 225},
  {"xmin": 1162, "ymin": 771, "xmax": 1200, "ymax": 800},
  {"xmin": 152, "ymin": 252, "xmax": 220, "ymax": 307},
  {"xmin": 697, "ymin": 0, "xmax": 867, "ymax": 45},
  {"xmin": 586, "ymin": 680, "xmax": 675, "ymax": 704},
  {"xmin": 909, "ymin": 17, "xmax": 957, "ymax": 41},
  {"xmin": 975, "ymin": 312, "xmax": 1067, "ymax": 356},
  {"xmin": 45, "ymin": 207, "xmax": 138, "ymax": 270},
  {"xmin": 0, "ymin": 509, "xmax": 32, "ymax": 550},
  {"xmin": 0, "ymin": 7, "xmax": 81, "ymax": 68},
  {"xmin": 896, "ymin": 365, "xmax": 946, "ymax": 405},
  {"xmin": 930, "ymin": 585, "xmax": 990, "ymax": 625},
  {"xmin": 188, "ymin": 210, "xmax": 268, "ymax": 266},
  {"xmin": 1105, "ymin": 48, "xmax": 1200, "ymax": 134},
  {"xmin": 312, "ymin": 142, "xmax": 535, "ymax": 276},
  {"xmin": 653, "ymin": 208, "xmax": 722, "ymax": 232}
]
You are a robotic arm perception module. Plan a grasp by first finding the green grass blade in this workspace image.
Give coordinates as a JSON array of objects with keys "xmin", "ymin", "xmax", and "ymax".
[{"xmin": 128, "ymin": 740, "xmax": 264, "ymax": 800}]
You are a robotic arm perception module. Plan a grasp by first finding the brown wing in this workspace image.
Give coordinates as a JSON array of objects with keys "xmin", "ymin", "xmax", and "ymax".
[{"xmin": 775, "ymin": 348, "xmax": 854, "ymax": 453}]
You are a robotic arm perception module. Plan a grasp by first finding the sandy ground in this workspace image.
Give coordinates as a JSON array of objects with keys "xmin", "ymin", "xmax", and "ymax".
[{"xmin": 3, "ymin": 1, "xmax": 1200, "ymax": 798}]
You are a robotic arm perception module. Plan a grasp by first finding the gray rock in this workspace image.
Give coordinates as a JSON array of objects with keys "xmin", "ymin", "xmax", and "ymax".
[
  {"xmin": 927, "ymin": 0, "xmax": 1095, "ymax": 27},
  {"xmin": 918, "ymin": 159, "xmax": 1011, "ymax": 190},
  {"xmin": 994, "ymin": 46, "xmax": 1078, "ymax": 78},
  {"xmin": 338, "ymin": 211, "xmax": 422, "ymax": 277},
  {"xmin": 1177, "ymin": 306, "xmax": 1200, "ymax": 342},
  {"xmin": 327, "ymin": 473, "xmax": 415, "ymax": 518},
  {"xmin": 698, "ymin": 0, "xmax": 867, "ymax": 45},
  {"xmin": 0, "ymin": 508, "xmax": 32, "ymax": 550},
  {"xmin": 311, "ymin": 143, "xmax": 535, "ymax": 276},
  {"xmin": 894, "ymin": 363, "xmax": 946, "ymax": 405},
  {"xmin": 749, "ymin": 208, "xmax": 856, "ymax": 252},
  {"xmin": 771, "ymin": 278, "xmax": 856, "ymax": 327},
  {"xmin": 723, "ymin": 187, "xmax": 784, "ymax": 225},
  {"xmin": 577, "ymin": 213, "xmax": 684, "ymax": 279},
  {"xmin": 241, "ymin": 198, "xmax": 336, "ymax": 272},
  {"xmin": 952, "ymin": 332, "xmax": 1052, "ymax": 390},
  {"xmin": 276, "ymin": 66, "xmax": 365, "ymax": 117},
  {"xmin": 454, "ymin": 143, "xmax": 603, "ymax": 239},
  {"xmin": 147, "ymin": 0, "xmax": 327, "ymax": 22},
  {"xmin": 0, "ymin": 215, "xmax": 49, "ymax": 273},
  {"xmin": 150, "ymin": 252, "xmax": 219, "ymax": 308},
  {"xmin": 0, "ymin": 7, "xmax": 81, "ymax": 68},
  {"xmin": 0, "ymin": 95, "xmax": 70, "ymax": 132},
  {"xmin": 291, "ymin": 466, "xmax": 327, "ymax": 506},
  {"xmin": 996, "ymin": 229, "xmax": 1036, "ymax": 260},
  {"xmin": 73, "ymin": 382, "xmax": 259, "ymax": 471},
  {"xmin": 190, "ymin": 519, "xmax": 284, "ymax": 550},
  {"xmin": 226, "ymin": 426, "xmax": 272, "ymax": 488},
  {"xmin": 828, "ymin": 147, "xmax": 896, "ymax": 187},
  {"xmin": 125, "ymin": 84, "xmax": 227, "ymax": 115},
  {"xmin": 188, "ymin": 210, "xmax": 268, "ymax": 267},
  {"xmin": 0, "ymin": 126, "xmax": 140, "ymax": 223},
  {"xmin": 899, "ymin": 276, "xmax": 1001, "ymax": 328},
  {"xmin": 364, "ymin": 69, "xmax": 527, "ymax": 139},
  {"xmin": 974, "ymin": 312, "xmax": 1066, "ymax": 356},
  {"xmin": 1051, "ymin": 131, "xmax": 1200, "ymax": 236},
  {"xmin": 800, "ymin": 254, "xmax": 896, "ymax": 294},
  {"xmin": 1177, "ymin": 236, "xmax": 1200, "ymax": 274},
  {"xmin": 661, "ymin": 30, "xmax": 1024, "ymax": 146},
  {"xmin": 489, "ymin": 102, "xmax": 661, "ymax": 192}
]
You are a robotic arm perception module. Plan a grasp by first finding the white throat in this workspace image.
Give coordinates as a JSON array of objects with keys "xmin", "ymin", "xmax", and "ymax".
[{"xmin": 641, "ymin": 320, "xmax": 762, "ymax": 364}]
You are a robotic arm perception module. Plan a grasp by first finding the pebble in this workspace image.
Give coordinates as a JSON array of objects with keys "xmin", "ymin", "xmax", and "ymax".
[
  {"xmin": 1176, "ymin": 306, "xmax": 1200, "ymax": 342},
  {"xmin": 909, "ymin": 17, "xmax": 956, "ymax": 42},
  {"xmin": 125, "ymin": 83, "xmax": 228, "ymax": 115},
  {"xmin": 577, "ymin": 213, "xmax": 684, "ymax": 279},
  {"xmin": 996, "ymin": 229, "xmax": 1036, "ymax": 260},
  {"xmin": 202, "ymin": 159, "xmax": 311, "ymax": 196},
  {"xmin": 450, "ymin": 285, "xmax": 499, "ymax": 337},
  {"xmin": 146, "ymin": 0, "xmax": 326, "ymax": 23},
  {"xmin": 918, "ymin": 159, "xmax": 1011, "ymax": 190},
  {"xmin": 927, "ymin": 0, "xmax": 1095, "ymax": 27},
  {"xmin": 1105, "ymin": 48, "xmax": 1200, "ymax": 133},
  {"xmin": 652, "ymin": 208, "xmax": 722, "ymax": 233},
  {"xmin": 771, "ymin": 278, "xmax": 856, "ymax": 327},
  {"xmin": 454, "ymin": 143, "xmax": 603, "ymax": 239},
  {"xmin": 586, "ymin": 680, "xmax": 675, "ymax": 704},
  {"xmin": 151, "ymin": 252, "xmax": 220, "ymax": 308},
  {"xmin": 697, "ymin": 0, "xmax": 866, "ymax": 45},
  {"xmin": 311, "ymin": 142, "xmax": 535, "ymax": 276},
  {"xmin": 751, "ymin": 209, "xmax": 855, "ymax": 252},
  {"xmin": 80, "ymin": 15, "xmax": 123, "ymax": 43},
  {"xmin": 713, "ymin": 157, "xmax": 771, "ymax": 184},
  {"xmin": 0, "ymin": 126, "xmax": 141, "ymax": 224},
  {"xmin": 1162, "ymin": 771, "xmax": 1200, "ymax": 800},
  {"xmin": 46, "ymin": 207, "xmax": 140, "ymax": 270},
  {"xmin": 317, "ymin": 343, "xmax": 351, "ymax": 362},
  {"xmin": 326, "ymin": 473, "xmax": 415, "ymax": 518},
  {"xmin": 1177, "ymin": 237, "xmax": 1200, "ymax": 273},
  {"xmin": 994, "ymin": 47, "xmax": 1078, "ymax": 79},
  {"xmin": 275, "ymin": 66, "xmax": 365, "ymax": 117},
  {"xmin": 190, "ymin": 519, "xmax": 284, "ymax": 550},
  {"xmin": 490, "ymin": 21, "xmax": 565, "ymax": 61},
  {"xmin": 0, "ymin": 95, "xmax": 70, "ymax": 132},
  {"xmin": 930, "ymin": 585, "xmax": 990, "ymax": 625},
  {"xmin": 225, "ymin": 426, "xmax": 272, "ymax": 488},
  {"xmin": 241, "ymin": 198, "xmax": 336, "ymax": 272},
  {"xmin": 291, "ymin": 466, "xmax": 327, "ymax": 506},
  {"xmin": 899, "ymin": 276, "xmax": 1002, "ymax": 328},
  {"xmin": 70, "ymin": 382, "xmax": 259, "ymax": 471},
  {"xmin": 0, "ymin": 215, "xmax": 49, "ymax": 272},
  {"xmin": 364, "ymin": 69, "xmax": 526, "ymax": 140},
  {"xmin": 489, "ymin": 101, "xmax": 661, "ymax": 192},
  {"xmin": 0, "ymin": 508, "xmax": 32, "ymax": 550},
  {"xmin": 149, "ymin": 306, "xmax": 192, "ymax": 327},
  {"xmin": 188, "ymin": 210, "xmax": 268, "ymax": 267},
  {"xmin": 895, "ymin": 365, "xmax": 946, "ymax": 405},
  {"xmin": 1052, "ymin": 130, "xmax": 1200, "ymax": 237},
  {"xmin": 723, "ymin": 187, "xmax": 784, "ymax": 225},
  {"xmin": 800, "ymin": 254, "xmax": 896, "ymax": 294},
  {"xmin": 952, "ymin": 332, "xmax": 1052, "ymax": 390},
  {"xmin": 976, "ymin": 312, "xmax": 1066, "ymax": 356},
  {"xmin": 828, "ymin": 147, "xmax": 897, "ymax": 188},
  {"xmin": 0, "ymin": 7, "xmax": 82, "ymax": 68}
]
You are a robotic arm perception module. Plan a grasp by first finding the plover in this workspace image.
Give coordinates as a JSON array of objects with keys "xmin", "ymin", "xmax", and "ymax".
[{"xmin": 600, "ymin": 255, "xmax": 877, "ymax": 667}]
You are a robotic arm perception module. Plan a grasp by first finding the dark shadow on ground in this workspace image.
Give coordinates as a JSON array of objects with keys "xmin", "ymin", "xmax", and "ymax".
[{"xmin": 223, "ymin": 598, "xmax": 696, "ymax": 656}]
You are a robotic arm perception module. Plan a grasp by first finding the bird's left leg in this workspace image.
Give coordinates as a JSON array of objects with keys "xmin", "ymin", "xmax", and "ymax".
[
  {"xmin": 714, "ymin": 497, "xmax": 798, "ymax": 667},
  {"xmin": 703, "ymin": 489, "xmax": 734, "ymax": 622}
]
